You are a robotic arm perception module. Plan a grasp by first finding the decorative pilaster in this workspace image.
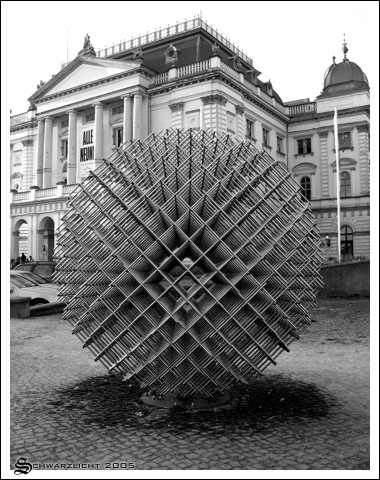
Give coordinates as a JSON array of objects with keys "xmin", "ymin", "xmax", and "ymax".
[
  {"xmin": 93, "ymin": 102, "xmax": 104, "ymax": 167},
  {"xmin": 169, "ymin": 101, "xmax": 184, "ymax": 129},
  {"xmin": 67, "ymin": 109, "xmax": 78, "ymax": 184},
  {"xmin": 21, "ymin": 139, "xmax": 33, "ymax": 191},
  {"xmin": 43, "ymin": 116, "xmax": 53, "ymax": 188},
  {"xmin": 235, "ymin": 105, "xmax": 245, "ymax": 142},
  {"xmin": 201, "ymin": 94, "xmax": 227, "ymax": 133},
  {"xmin": 36, "ymin": 118, "xmax": 45, "ymax": 188},
  {"xmin": 122, "ymin": 94, "xmax": 133, "ymax": 143},
  {"xmin": 318, "ymin": 131, "xmax": 329, "ymax": 197},
  {"xmin": 357, "ymin": 124, "xmax": 370, "ymax": 194}
]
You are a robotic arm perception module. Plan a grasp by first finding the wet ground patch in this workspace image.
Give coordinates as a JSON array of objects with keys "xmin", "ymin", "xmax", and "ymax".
[{"xmin": 49, "ymin": 372, "xmax": 336, "ymax": 435}]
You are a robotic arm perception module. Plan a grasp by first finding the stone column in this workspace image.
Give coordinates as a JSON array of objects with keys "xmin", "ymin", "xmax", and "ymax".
[
  {"xmin": 36, "ymin": 118, "xmax": 45, "ymax": 188},
  {"xmin": 133, "ymin": 93, "xmax": 143, "ymax": 140},
  {"xmin": 122, "ymin": 94, "xmax": 133, "ymax": 143},
  {"xmin": 11, "ymin": 231, "xmax": 19, "ymax": 259},
  {"xmin": 67, "ymin": 109, "xmax": 78, "ymax": 185},
  {"xmin": 43, "ymin": 116, "xmax": 53, "ymax": 188},
  {"xmin": 357, "ymin": 125, "xmax": 370, "ymax": 194},
  {"xmin": 93, "ymin": 102, "xmax": 104, "ymax": 168},
  {"xmin": 37, "ymin": 229, "xmax": 45, "ymax": 260}
]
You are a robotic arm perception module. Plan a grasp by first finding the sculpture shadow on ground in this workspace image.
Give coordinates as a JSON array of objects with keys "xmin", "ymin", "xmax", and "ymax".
[{"xmin": 49, "ymin": 373, "xmax": 336, "ymax": 435}]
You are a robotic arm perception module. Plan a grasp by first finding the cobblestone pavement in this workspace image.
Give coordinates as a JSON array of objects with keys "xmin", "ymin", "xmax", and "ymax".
[{"xmin": 9, "ymin": 298, "xmax": 370, "ymax": 471}]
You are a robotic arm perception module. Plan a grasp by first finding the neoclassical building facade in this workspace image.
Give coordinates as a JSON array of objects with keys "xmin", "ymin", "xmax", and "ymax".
[{"xmin": 10, "ymin": 18, "xmax": 370, "ymax": 262}]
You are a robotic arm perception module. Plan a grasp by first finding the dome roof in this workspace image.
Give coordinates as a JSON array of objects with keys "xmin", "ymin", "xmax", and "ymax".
[
  {"xmin": 318, "ymin": 41, "xmax": 369, "ymax": 98},
  {"xmin": 324, "ymin": 60, "xmax": 369, "ymax": 88}
]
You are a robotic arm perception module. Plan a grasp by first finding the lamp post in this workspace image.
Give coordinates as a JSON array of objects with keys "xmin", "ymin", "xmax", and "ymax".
[{"xmin": 325, "ymin": 234, "xmax": 330, "ymax": 247}]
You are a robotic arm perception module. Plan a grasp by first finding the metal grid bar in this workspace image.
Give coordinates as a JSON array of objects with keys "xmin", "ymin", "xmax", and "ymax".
[{"xmin": 54, "ymin": 128, "xmax": 323, "ymax": 397}]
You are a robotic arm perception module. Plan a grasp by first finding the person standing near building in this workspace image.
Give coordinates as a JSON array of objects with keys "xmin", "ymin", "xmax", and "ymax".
[{"xmin": 21, "ymin": 252, "xmax": 27, "ymax": 263}]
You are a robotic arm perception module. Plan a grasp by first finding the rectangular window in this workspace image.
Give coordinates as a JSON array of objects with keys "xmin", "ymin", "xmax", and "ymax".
[
  {"xmin": 262, "ymin": 128, "xmax": 270, "ymax": 146},
  {"xmin": 112, "ymin": 127, "xmax": 123, "ymax": 148},
  {"xmin": 111, "ymin": 105, "xmax": 124, "ymax": 116},
  {"xmin": 297, "ymin": 138, "xmax": 312, "ymax": 154},
  {"xmin": 338, "ymin": 132, "xmax": 351, "ymax": 149},
  {"xmin": 277, "ymin": 136, "xmax": 283, "ymax": 153},
  {"xmin": 60, "ymin": 139, "xmax": 68, "ymax": 159},
  {"xmin": 246, "ymin": 119, "xmax": 254, "ymax": 139}
]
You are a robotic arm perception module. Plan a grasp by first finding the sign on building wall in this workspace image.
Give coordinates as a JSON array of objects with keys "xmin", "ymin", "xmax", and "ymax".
[{"xmin": 79, "ymin": 128, "xmax": 95, "ymax": 178}]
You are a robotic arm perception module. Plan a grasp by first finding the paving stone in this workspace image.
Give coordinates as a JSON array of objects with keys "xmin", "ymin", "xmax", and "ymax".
[{"xmin": 9, "ymin": 299, "xmax": 370, "ymax": 471}]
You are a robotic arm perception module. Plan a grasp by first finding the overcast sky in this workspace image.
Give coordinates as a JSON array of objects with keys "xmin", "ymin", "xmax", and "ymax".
[{"xmin": 2, "ymin": 0, "xmax": 379, "ymax": 115}]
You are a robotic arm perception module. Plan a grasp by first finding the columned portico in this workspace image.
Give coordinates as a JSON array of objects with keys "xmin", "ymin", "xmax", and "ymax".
[
  {"xmin": 93, "ymin": 102, "xmax": 104, "ymax": 168},
  {"xmin": 43, "ymin": 116, "xmax": 53, "ymax": 188},
  {"xmin": 122, "ymin": 94, "xmax": 133, "ymax": 143},
  {"xmin": 67, "ymin": 109, "xmax": 78, "ymax": 184},
  {"xmin": 36, "ymin": 118, "xmax": 45, "ymax": 188}
]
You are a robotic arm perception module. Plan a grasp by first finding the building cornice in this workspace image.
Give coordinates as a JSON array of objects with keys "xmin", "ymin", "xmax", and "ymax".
[
  {"xmin": 148, "ymin": 70, "xmax": 289, "ymax": 123},
  {"xmin": 288, "ymin": 105, "xmax": 370, "ymax": 125}
]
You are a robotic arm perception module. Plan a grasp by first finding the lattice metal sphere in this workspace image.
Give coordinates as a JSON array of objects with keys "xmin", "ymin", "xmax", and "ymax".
[{"xmin": 54, "ymin": 129, "xmax": 323, "ymax": 397}]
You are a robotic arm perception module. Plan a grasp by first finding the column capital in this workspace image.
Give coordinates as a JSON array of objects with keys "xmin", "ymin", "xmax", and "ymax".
[
  {"xmin": 92, "ymin": 102, "xmax": 105, "ymax": 108},
  {"xmin": 130, "ymin": 87, "xmax": 147, "ymax": 97},
  {"xmin": 235, "ymin": 105, "xmax": 245, "ymax": 115},
  {"xmin": 201, "ymin": 94, "xmax": 227, "ymax": 106},
  {"xmin": 169, "ymin": 101, "xmax": 184, "ymax": 112},
  {"xmin": 357, "ymin": 124, "xmax": 369, "ymax": 133},
  {"xmin": 121, "ymin": 93, "xmax": 134, "ymax": 100},
  {"xmin": 66, "ymin": 109, "xmax": 79, "ymax": 115},
  {"xmin": 318, "ymin": 131, "xmax": 329, "ymax": 138},
  {"xmin": 43, "ymin": 115, "xmax": 53, "ymax": 122}
]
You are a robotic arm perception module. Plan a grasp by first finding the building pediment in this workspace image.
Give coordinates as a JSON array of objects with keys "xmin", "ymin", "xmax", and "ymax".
[
  {"xmin": 28, "ymin": 56, "xmax": 144, "ymax": 104},
  {"xmin": 292, "ymin": 162, "xmax": 317, "ymax": 176},
  {"xmin": 331, "ymin": 157, "xmax": 357, "ymax": 171}
]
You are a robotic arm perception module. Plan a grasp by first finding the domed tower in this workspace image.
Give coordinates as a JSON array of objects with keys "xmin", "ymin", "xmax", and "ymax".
[{"xmin": 318, "ymin": 37, "xmax": 369, "ymax": 98}]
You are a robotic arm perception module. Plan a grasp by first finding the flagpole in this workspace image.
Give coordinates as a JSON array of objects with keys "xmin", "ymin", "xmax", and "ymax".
[{"xmin": 334, "ymin": 107, "xmax": 341, "ymax": 263}]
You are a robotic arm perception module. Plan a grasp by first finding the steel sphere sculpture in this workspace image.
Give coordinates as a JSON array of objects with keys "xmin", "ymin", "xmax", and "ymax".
[{"xmin": 54, "ymin": 129, "xmax": 323, "ymax": 398}]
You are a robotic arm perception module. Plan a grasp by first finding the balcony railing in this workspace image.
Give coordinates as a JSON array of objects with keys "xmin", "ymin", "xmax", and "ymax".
[
  {"xmin": 287, "ymin": 102, "xmax": 316, "ymax": 116},
  {"xmin": 10, "ymin": 113, "xmax": 29, "ymax": 126},
  {"xmin": 13, "ymin": 191, "xmax": 31, "ymax": 201},
  {"xmin": 154, "ymin": 72, "xmax": 168, "ymax": 84},
  {"xmin": 178, "ymin": 60, "xmax": 210, "ymax": 77},
  {"xmin": 61, "ymin": 17, "xmax": 253, "ymax": 69},
  {"xmin": 11, "ymin": 184, "xmax": 78, "ymax": 203},
  {"xmin": 35, "ymin": 187, "xmax": 57, "ymax": 198},
  {"xmin": 63, "ymin": 184, "xmax": 78, "ymax": 195},
  {"xmin": 220, "ymin": 62, "xmax": 240, "ymax": 81},
  {"xmin": 153, "ymin": 60, "xmax": 240, "ymax": 85}
]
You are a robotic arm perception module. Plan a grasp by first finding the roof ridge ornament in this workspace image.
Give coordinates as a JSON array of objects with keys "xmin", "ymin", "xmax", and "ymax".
[
  {"xmin": 342, "ymin": 33, "xmax": 349, "ymax": 62},
  {"xmin": 78, "ymin": 33, "xmax": 96, "ymax": 56}
]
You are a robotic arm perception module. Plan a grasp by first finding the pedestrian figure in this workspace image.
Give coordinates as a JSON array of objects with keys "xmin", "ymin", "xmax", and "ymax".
[
  {"xmin": 21, "ymin": 252, "xmax": 26, "ymax": 263},
  {"xmin": 28, "ymin": 255, "xmax": 34, "ymax": 262}
]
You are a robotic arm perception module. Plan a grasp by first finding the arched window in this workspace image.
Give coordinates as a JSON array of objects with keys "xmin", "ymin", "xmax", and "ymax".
[
  {"xmin": 341, "ymin": 225, "xmax": 353, "ymax": 259},
  {"xmin": 300, "ymin": 176, "xmax": 311, "ymax": 200},
  {"xmin": 340, "ymin": 171, "xmax": 351, "ymax": 198}
]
